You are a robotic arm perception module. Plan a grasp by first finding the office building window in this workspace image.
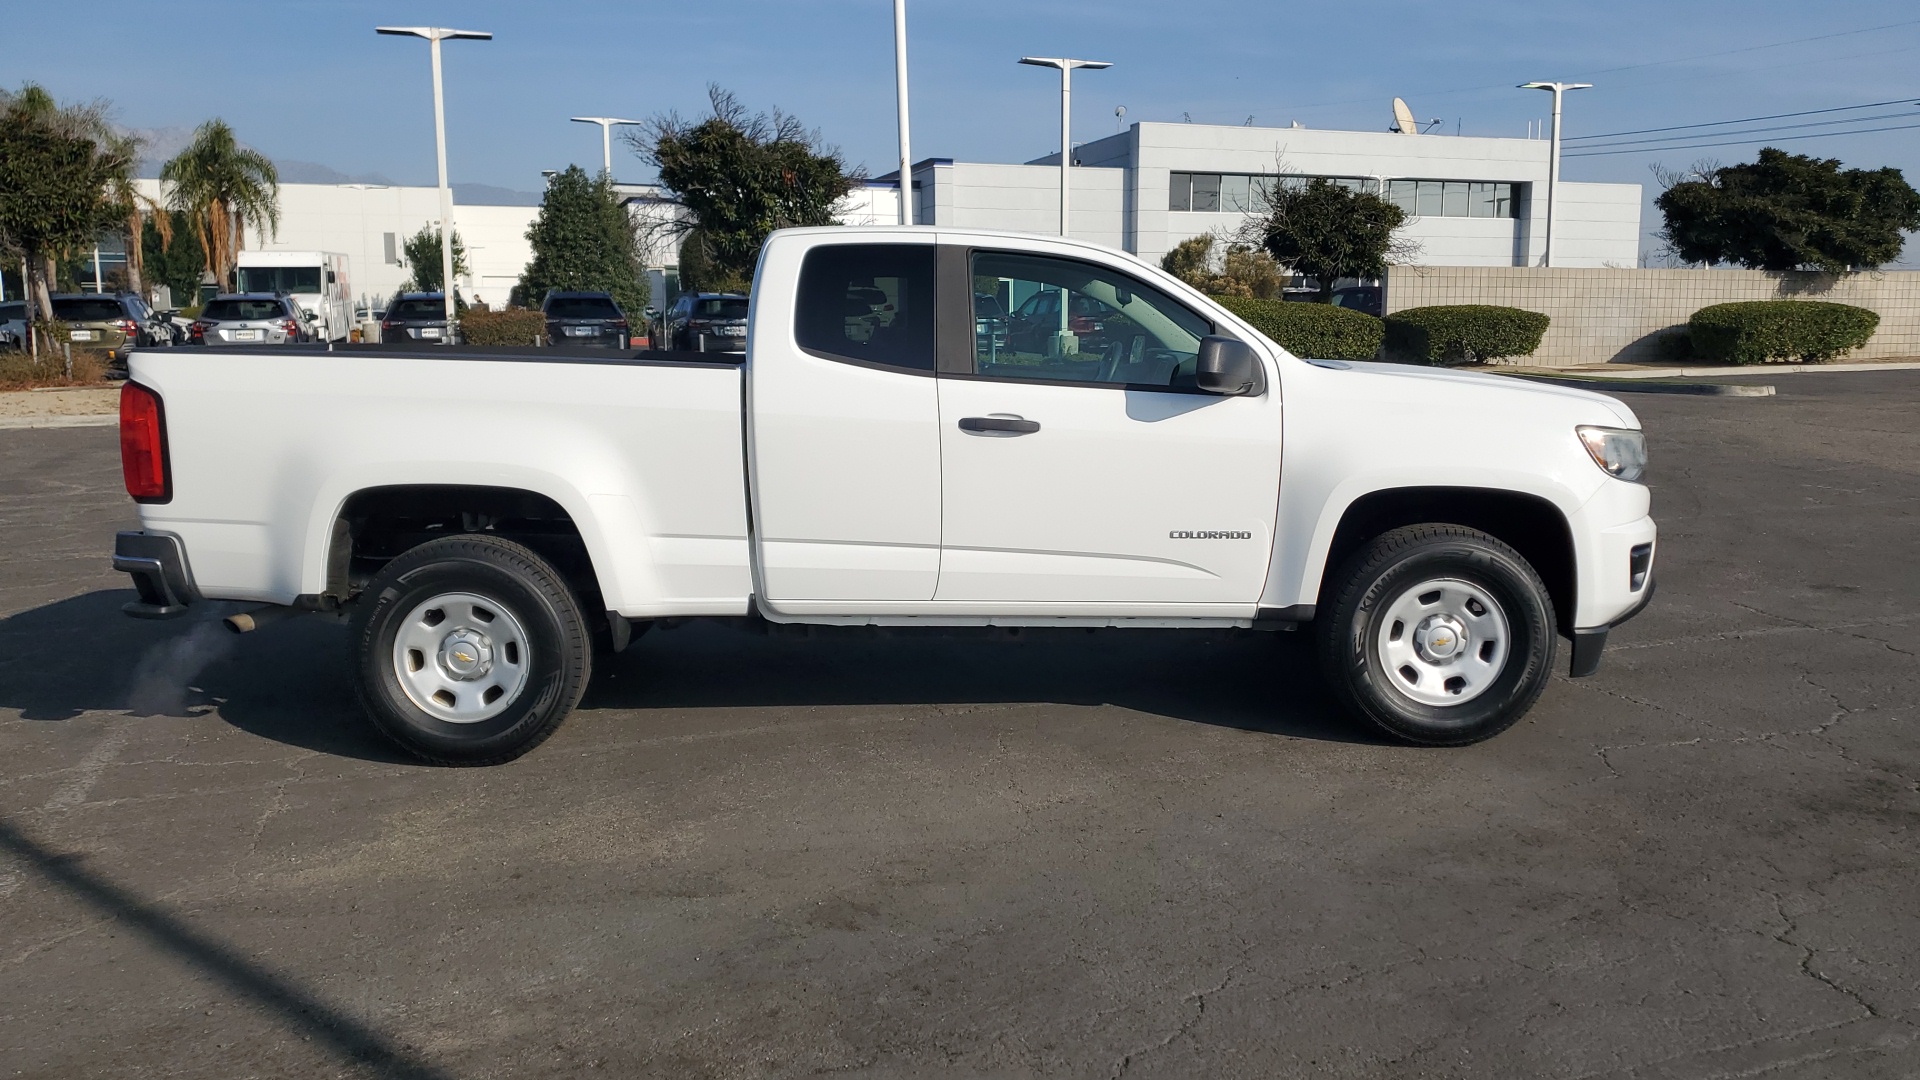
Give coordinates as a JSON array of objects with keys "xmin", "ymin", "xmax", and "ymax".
[{"xmin": 1175, "ymin": 174, "xmax": 1519, "ymax": 219}]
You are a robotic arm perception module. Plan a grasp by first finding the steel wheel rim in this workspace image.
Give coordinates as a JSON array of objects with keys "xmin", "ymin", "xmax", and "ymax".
[
  {"xmin": 1375, "ymin": 577, "xmax": 1511, "ymax": 707},
  {"xmin": 391, "ymin": 591, "xmax": 532, "ymax": 724}
]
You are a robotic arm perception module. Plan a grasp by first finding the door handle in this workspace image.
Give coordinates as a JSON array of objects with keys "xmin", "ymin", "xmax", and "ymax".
[{"xmin": 958, "ymin": 416, "xmax": 1041, "ymax": 435}]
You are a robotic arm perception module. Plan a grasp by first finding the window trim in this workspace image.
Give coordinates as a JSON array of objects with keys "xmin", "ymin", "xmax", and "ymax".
[{"xmin": 953, "ymin": 246, "xmax": 1218, "ymax": 392}]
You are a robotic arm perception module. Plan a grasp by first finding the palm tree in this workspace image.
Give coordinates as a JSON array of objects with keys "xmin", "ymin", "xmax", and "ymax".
[{"xmin": 159, "ymin": 120, "xmax": 278, "ymax": 290}]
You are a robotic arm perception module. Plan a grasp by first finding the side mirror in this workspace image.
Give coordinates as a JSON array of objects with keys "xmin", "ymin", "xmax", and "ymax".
[{"xmin": 1195, "ymin": 336, "xmax": 1266, "ymax": 396}]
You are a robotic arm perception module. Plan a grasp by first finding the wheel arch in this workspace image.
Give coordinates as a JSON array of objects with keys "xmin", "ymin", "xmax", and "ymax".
[
  {"xmin": 1315, "ymin": 486, "xmax": 1578, "ymax": 637},
  {"xmin": 323, "ymin": 484, "xmax": 611, "ymax": 615}
]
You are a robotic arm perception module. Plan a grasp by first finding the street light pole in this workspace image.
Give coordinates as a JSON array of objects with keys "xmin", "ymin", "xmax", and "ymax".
[
  {"xmin": 378, "ymin": 25, "xmax": 492, "ymax": 338},
  {"xmin": 570, "ymin": 117, "xmax": 644, "ymax": 177},
  {"xmin": 1519, "ymin": 81, "xmax": 1591, "ymax": 268},
  {"xmin": 1019, "ymin": 56, "xmax": 1111, "ymax": 238},
  {"xmin": 894, "ymin": 0, "xmax": 912, "ymax": 225}
]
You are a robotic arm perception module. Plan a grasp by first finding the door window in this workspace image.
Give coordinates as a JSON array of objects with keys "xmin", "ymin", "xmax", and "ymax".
[
  {"xmin": 795, "ymin": 243, "xmax": 936, "ymax": 372},
  {"xmin": 971, "ymin": 251, "xmax": 1212, "ymax": 388}
]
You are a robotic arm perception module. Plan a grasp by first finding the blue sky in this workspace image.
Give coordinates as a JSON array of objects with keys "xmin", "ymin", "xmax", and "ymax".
[{"xmin": 11, "ymin": 0, "xmax": 1920, "ymax": 259}]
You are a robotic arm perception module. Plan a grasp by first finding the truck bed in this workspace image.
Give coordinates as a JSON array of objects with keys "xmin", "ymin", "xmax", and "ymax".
[{"xmin": 127, "ymin": 345, "xmax": 754, "ymax": 617}]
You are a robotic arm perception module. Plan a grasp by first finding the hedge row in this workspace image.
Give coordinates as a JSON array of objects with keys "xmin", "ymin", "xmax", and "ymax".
[
  {"xmin": 1210, "ymin": 296, "xmax": 1384, "ymax": 361},
  {"xmin": 1686, "ymin": 300, "xmax": 1878, "ymax": 365},
  {"xmin": 1383, "ymin": 305, "xmax": 1550, "ymax": 366},
  {"xmin": 458, "ymin": 308, "xmax": 548, "ymax": 347}
]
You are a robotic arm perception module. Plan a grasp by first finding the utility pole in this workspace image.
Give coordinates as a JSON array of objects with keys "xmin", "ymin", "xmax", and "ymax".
[{"xmin": 1519, "ymin": 81, "xmax": 1592, "ymax": 268}]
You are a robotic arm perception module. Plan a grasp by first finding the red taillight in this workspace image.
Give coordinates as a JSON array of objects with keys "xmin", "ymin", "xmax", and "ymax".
[
  {"xmin": 282, "ymin": 318, "xmax": 300, "ymax": 336},
  {"xmin": 189, "ymin": 320, "xmax": 211, "ymax": 339},
  {"xmin": 120, "ymin": 383, "xmax": 170, "ymax": 502},
  {"xmin": 118, "ymin": 318, "xmax": 139, "ymax": 337}
]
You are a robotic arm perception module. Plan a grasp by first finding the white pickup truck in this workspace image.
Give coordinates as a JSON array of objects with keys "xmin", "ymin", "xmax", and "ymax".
[{"xmin": 112, "ymin": 226, "xmax": 1655, "ymax": 764}]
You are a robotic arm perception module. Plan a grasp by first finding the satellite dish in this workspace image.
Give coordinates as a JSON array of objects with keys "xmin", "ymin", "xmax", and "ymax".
[{"xmin": 1392, "ymin": 97, "xmax": 1419, "ymax": 135}]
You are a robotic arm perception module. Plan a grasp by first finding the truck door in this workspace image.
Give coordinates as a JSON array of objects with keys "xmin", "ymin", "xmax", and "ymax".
[
  {"xmin": 934, "ymin": 248, "xmax": 1282, "ymax": 605},
  {"xmin": 748, "ymin": 240, "xmax": 943, "ymax": 603}
]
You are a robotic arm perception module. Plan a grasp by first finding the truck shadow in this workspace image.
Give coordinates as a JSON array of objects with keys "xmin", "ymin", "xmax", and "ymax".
[{"xmin": 0, "ymin": 591, "xmax": 1377, "ymax": 760}]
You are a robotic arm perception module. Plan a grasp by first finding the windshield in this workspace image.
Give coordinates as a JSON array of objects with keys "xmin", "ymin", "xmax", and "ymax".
[
  {"xmin": 202, "ymin": 298, "xmax": 288, "ymax": 321},
  {"xmin": 235, "ymin": 266, "xmax": 323, "ymax": 295},
  {"xmin": 546, "ymin": 296, "xmax": 622, "ymax": 319},
  {"xmin": 52, "ymin": 297, "xmax": 126, "ymax": 322},
  {"xmin": 693, "ymin": 298, "xmax": 747, "ymax": 319},
  {"xmin": 0, "ymin": 302, "xmax": 27, "ymax": 321}
]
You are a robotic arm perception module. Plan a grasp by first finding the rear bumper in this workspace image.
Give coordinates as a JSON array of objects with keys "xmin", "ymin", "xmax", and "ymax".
[{"xmin": 113, "ymin": 530, "xmax": 199, "ymax": 618}]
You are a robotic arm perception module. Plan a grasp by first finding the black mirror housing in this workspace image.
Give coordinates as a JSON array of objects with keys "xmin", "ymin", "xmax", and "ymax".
[{"xmin": 1195, "ymin": 336, "xmax": 1266, "ymax": 396}]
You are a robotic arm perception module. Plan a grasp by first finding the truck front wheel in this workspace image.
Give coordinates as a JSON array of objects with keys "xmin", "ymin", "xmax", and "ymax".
[
  {"xmin": 1316, "ymin": 525, "xmax": 1556, "ymax": 746},
  {"xmin": 350, "ymin": 535, "xmax": 592, "ymax": 765}
]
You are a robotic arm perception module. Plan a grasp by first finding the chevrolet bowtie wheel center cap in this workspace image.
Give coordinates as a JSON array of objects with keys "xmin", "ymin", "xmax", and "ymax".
[
  {"xmin": 438, "ymin": 629, "xmax": 494, "ymax": 680},
  {"xmin": 1413, "ymin": 614, "xmax": 1468, "ymax": 663}
]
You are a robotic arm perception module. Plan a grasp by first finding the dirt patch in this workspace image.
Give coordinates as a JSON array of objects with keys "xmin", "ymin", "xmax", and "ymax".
[{"xmin": 0, "ymin": 387, "xmax": 119, "ymax": 419}]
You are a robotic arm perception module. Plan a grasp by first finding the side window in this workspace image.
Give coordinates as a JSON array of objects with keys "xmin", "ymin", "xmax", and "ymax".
[
  {"xmin": 795, "ymin": 243, "xmax": 936, "ymax": 372},
  {"xmin": 971, "ymin": 250, "xmax": 1213, "ymax": 389}
]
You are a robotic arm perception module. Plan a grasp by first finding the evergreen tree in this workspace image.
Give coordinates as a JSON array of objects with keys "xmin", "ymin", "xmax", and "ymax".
[
  {"xmin": 398, "ymin": 224, "xmax": 468, "ymax": 293},
  {"xmin": 1248, "ymin": 178, "xmax": 1409, "ymax": 302},
  {"xmin": 516, "ymin": 165, "xmax": 649, "ymax": 314},
  {"xmin": 1657, "ymin": 148, "xmax": 1920, "ymax": 273}
]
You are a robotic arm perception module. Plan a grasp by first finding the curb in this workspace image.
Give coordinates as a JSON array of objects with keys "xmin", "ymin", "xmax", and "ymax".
[
  {"xmin": 0, "ymin": 414, "xmax": 118, "ymax": 430},
  {"xmin": 1492, "ymin": 372, "xmax": 1775, "ymax": 397},
  {"xmin": 1525, "ymin": 361, "xmax": 1920, "ymax": 380}
]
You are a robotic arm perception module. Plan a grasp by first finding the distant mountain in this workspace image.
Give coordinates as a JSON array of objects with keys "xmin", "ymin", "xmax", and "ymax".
[
  {"xmin": 450, "ymin": 183, "xmax": 543, "ymax": 207},
  {"xmin": 274, "ymin": 160, "xmax": 402, "ymax": 186}
]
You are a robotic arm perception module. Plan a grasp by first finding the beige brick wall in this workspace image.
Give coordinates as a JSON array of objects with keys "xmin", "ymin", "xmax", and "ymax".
[{"xmin": 1381, "ymin": 266, "xmax": 1920, "ymax": 367}]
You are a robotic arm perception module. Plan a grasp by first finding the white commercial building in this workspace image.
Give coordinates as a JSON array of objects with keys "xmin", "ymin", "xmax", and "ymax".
[
  {"xmin": 134, "ymin": 178, "xmax": 541, "ymax": 310},
  {"xmin": 887, "ymin": 121, "xmax": 1641, "ymax": 270}
]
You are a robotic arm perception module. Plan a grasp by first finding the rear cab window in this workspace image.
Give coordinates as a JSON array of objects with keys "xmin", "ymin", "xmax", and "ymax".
[{"xmin": 794, "ymin": 243, "xmax": 935, "ymax": 372}]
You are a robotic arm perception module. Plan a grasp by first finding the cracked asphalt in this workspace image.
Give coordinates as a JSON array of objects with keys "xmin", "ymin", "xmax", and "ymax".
[{"xmin": 1, "ymin": 371, "xmax": 1916, "ymax": 1078}]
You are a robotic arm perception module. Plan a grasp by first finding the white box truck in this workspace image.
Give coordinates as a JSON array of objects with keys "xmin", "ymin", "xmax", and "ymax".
[{"xmin": 233, "ymin": 251, "xmax": 353, "ymax": 343}]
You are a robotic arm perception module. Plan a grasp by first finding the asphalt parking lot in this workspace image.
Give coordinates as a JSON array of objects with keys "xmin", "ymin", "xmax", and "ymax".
[{"xmin": 1, "ymin": 371, "xmax": 1916, "ymax": 1079}]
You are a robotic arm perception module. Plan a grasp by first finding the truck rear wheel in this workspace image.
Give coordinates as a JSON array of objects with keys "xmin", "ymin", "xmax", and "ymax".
[
  {"xmin": 350, "ymin": 535, "xmax": 592, "ymax": 765},
  {"xmin": 1315, "ymin": 525, "xmax": 1556, "ymax": 746}
]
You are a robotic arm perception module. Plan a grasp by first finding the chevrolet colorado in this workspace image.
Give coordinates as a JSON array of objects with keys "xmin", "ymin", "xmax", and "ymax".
[{"xmin": 112, "ymin": 226, "xmax": 1655, "ymax": 763}]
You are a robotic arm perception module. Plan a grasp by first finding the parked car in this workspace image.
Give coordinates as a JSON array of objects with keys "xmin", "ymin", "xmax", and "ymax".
[
  {"xmin": 657, "ymin": 291, "xmax": 748, "ymax": 352},
  {"xmin": 51, "ymin": 292, "xmax": 180, "ymax": 374},
  {"xmin": 189, "ymin": 294, "xmax": 309, "ymax": 348},
  {"xmin": 379, "ymin": 293, "xmax": 456, "ymax": 346},
  {"xmin": 541, "ymin": 291, "xmax": 631, "ymax": 349},
  {"xmin": 0, "ymin": 301, "xmax": 25, "ymax": 349},
  {"xmin": 113, "ymin": 225, "xmax": 1656, "ymax": 765},
  {"xmin": 1331, "ymin": 285, "xmax": 1383, "ymax": 318}
]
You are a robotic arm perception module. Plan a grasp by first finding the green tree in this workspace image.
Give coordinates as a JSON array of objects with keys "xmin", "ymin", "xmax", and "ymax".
[
  {"xmin": 635, "ymin": 85, "xmax": 858, "ymax": 291},
  {"xmin": 141, "ymin": 210, "xmax": 205, "ymax": 308},
  {"xmin": 398, "ymin": 224, "xmax": 468, "ymax": 293},
  {"xmin": 1246, "ymin": 178, "xmax": 1409, "ymax": 302},
  {"xmin": 517, "ymin": 165, "xmax": 649, "ymax": 314},
  {"xmin": 160, "ymin": 119, "xmax": 279, "ymax": 290},
  {"xmin": 0, "ymin": 84, "xmax": 130, "ymax": 321},
  {"xmin": 1656, "ymin": 148, "xmax": 1920, "ymax": 273}
]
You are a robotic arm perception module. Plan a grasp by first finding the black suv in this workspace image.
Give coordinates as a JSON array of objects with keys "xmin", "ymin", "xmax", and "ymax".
[
  {"xmin": 541, "ymin": 291, "xmax": 630, "ymax": 348},
  {"xmin": 380, "ymin": 292, "xmax": 459, "ymax": 346},
  {"xmin": 657, "ymin": 292, "xmax": 748, "ymax": 352}
]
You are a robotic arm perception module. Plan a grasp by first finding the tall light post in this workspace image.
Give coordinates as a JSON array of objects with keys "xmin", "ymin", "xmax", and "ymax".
[
  {"xmin": 1519, "ymin": 81, "xmax": 1591, "ymax": 268},
  {"xmin": 894, "ymin": 0, "xmax": 912, "ymax": 224},
  {"xmin": 378, "ymin": 26, "xmax": 492, "ymax": 338},
  {"xmin": 571, "ymin": 116, "xmax": 643, "ymax": 178},
  {"xmin": 1018, "ymin": 56, "xmax": 1111, "ymax": 238}
]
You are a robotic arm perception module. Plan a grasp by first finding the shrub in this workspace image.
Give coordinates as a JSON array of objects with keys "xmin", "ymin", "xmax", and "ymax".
[
  {"xmin": 1686, "ymin": 300, "xmax": 1878, "ymax": 365},
  {"xmin": 0, "ymin": 345, "xmax": 109, "ymax": 389},
  {"xmin": 458, "ymin": 308, "xmax": 548, "ymax": 347},
  {"xmin": 1212, "ymin": 295, "xmax": 1383, "ymax": 361},
  {"xmin": 1384, "ymin": 305, "xmax": 1550, "ymax": 366}
]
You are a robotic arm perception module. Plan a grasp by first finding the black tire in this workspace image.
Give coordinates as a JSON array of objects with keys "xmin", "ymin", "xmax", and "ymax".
[
  {"xmin": 350, "ymin": 535, "xmax": 592, "ymax": 765},
  {"xmin": 1315, "ymin": 525, "xmax": 1556, "ymax": 746}
]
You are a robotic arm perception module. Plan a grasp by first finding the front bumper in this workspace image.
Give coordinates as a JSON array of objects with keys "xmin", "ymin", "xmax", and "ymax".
[{"xmin": 113, "ymin": 530, "xmax": 199, "ymax": 618}]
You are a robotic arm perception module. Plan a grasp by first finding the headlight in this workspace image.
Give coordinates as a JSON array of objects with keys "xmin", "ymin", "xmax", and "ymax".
[{"xmin": 1576, "ymin": 426, "xmax": 1648, "ymax": 483}]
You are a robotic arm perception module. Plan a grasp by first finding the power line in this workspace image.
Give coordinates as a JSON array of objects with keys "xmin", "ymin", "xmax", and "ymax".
[
  {"xmin": 1572, "ymin": 108, "xmax": 1920, "ymax": 151},
  {"xmin": 1564, "ymin": 119, "xmax": 1920, "ymax": 158},
  {"xmin": 1281, "ymin": 18, "xmax": 1920, "ymax": 113},
  {"xmin": 1567, "ymin": 97, "xmax": 1920, "ymax": 142}
]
